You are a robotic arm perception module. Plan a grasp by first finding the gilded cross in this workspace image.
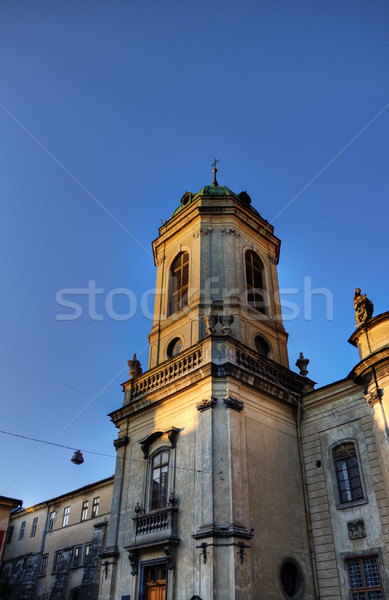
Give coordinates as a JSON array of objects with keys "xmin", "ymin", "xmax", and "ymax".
[{"xmin": 212, "ymin": 158, "xmax": 219, "ymax": 169}]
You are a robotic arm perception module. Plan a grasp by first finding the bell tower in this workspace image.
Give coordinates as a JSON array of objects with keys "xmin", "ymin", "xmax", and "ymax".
[
  {"xmin": 100, "ymin": 167, "xmax": 315, "ymax": 600},
  {"xmin": 148, "ymin": 166, "xmax": 289, "ymax": 369}
]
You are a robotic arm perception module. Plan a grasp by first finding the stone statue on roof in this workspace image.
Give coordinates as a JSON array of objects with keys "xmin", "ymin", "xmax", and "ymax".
[{"xmin": 354, "ymin": 288, "xmax": 374, "ymax": 326}]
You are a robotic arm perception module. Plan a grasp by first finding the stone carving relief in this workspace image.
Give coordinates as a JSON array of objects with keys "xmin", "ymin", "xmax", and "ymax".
[
  {"xmin": 197, "ymin": 397, "xmax": 217, "ymax": 412},
  {"xmin": 224, "ymin": 396, "xmax": 244, "ymax": 412},
  {"xmin": 193, "ymin": 228, "xmax": 212, "ymax": 238},
  {"xmin": 347, "ymin": 519, "xmax": 366, "ymax": 540},
  {"xmin": 113, "ymin": 435, "xmax": 129, "ymax": 450},
  {"xmin": 221, "ymin": 228, "xmax": 240, "ymax": 237}
]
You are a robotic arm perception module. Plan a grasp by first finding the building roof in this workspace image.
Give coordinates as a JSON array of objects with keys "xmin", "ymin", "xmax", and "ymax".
[{"xmin": 170, "ymin": 169, "xmax": 261, "ymax": 219}]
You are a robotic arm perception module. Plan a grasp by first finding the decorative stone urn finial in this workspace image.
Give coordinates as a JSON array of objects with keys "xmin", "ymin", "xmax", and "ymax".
[
  {"xmin": 220, "ymin": 310, "xmax": 234, "ymax": 335},
  {"xmin": 296, "ymin": 352, "xmax": 309, "ymax": 377},
  {"xmin": 128, "ymin": 353, "xmax": 142, "ymax": 378},
  {"xmin": 354, "ymin": 288, "xmax": 374, "ymax": 327}
]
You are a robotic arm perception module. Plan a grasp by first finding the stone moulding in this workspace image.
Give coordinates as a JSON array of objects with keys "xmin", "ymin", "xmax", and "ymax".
[
  {"xmin": 138, "ymin": 427, "xmax": 179, "ymax": 459},
  {"xmin": 224, "ymin": 396, "xmax": 244, "ymax": 412},
  {"xmin": 197, "ymin": 397, "xmax": 217, "ymax": 412}
]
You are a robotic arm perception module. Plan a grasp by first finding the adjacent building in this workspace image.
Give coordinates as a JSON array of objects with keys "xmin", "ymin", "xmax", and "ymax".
[{"xmin": 1, "ymin": 476, "xmax": 113, "ymax": 600}]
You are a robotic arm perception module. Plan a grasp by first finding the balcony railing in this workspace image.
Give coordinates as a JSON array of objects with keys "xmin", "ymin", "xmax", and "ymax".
[
  {"xmin": 133, "ymin": 507, "xmax": 177, "ymax": 537},
  {"xmin": 131, "ymin": 347, "xmax": 203, "ymax": 399}
]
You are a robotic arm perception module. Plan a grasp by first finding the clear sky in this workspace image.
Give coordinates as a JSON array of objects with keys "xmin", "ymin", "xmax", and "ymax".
[{"xmin": 0, "ymin": 0, "xmax": 388, "ymax": 507}]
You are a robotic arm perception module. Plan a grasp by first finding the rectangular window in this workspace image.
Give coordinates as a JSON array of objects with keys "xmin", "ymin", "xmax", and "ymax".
[
  {"xmin": 333, "ymin": 442, "xmax": 364, "ymax": 504},
  {"xmin": 47, "ymin": 511, "xmax": 55, "ymax": 532},
  {"xmin": 81, "ymin": 500, "xmax": 88, "ymax": 521},
  {"xmin": 91, "ymin": 497, "xmax": 99, "ymax": 518},
  {"xmin": 19, "ymin": 521, "xmax": 26, "ymax": 541},
  {"xmin": 30, "ymin": 517, "xmax": 38, "ymax": 537},
  {"xmin": 6, "ymin": 526, "xmax": 14, "ymax": 544},
  {"xmin": 346, "ymin": 556, "xmax": 384, "ymax": 599},
  {"xmin": 62, "ymin": 506, "xmax": 70, "ymax": 528},
  {"xmin": 150, "ymin": 451, "xmax": 169, "ymax": 511},
  {"xmin": 84, "ymin": 543, "xmax": 91, "ymax": 564},
  {"xmin": 40, "ymin": 554, "xmax": 48, "ymax": 577},
  {"xmin": 53, "ymin": 551, "xmax": 62, "ymax": 573},
  {"xmin": 73, "ymin": 545, "xmax": 82, "ymax": 568}
]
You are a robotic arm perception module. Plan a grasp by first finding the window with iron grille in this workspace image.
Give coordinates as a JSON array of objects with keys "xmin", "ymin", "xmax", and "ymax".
[
  {"xmin": 150, "ymin": 450, "xmax": 170, "ymax": 511},
  {"xmin": 91, "ymin": 497, "xmax": 99, "ymax": 518},
  {"xmin": 346, "ymin": 556, "xmax": 385, "ymax": 599},
  {"xmin": 333, "ymin": 442, "xmax": 364, "ymax": 504},
  {"xmin": 81, "ymin": 500, "xmax": 88, "ymax": 521},
  {"xmin": 18, "ymin": 521, "xmax": 26, "ymax": 541},
  {"xmin": 30, "ymin": 517, "xmax": 38, "ymax": 537},
  {"xmin": 245, "ymin": 251, "xmax": 266, "ymax": 313},
  {"xmin": 169, "ymin": 252, "xmax": 189, "ymax": 315}
]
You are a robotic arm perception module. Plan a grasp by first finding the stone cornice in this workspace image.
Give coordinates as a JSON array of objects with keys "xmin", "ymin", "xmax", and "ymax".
[{"xmin": 109, "ymin": 337, "xmax": 312, "ymax": 426}]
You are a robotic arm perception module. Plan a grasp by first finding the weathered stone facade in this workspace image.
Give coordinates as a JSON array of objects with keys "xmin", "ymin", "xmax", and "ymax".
[{"xmin": 1, "ymin": 477, "xmax": 113, "ymax": 600}]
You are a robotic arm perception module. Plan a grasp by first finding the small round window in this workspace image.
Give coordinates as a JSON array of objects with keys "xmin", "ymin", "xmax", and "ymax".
[
  {"xmin": 280, "ymin": 561, "xmax": 303, "ymax": 599},
  {"xmin": 167, "ymin": 337, "xmax": 183, "ymax": 358},
  {"xmin": 254, "ymin": 335, "xmax": 271, "ymax": 357}
]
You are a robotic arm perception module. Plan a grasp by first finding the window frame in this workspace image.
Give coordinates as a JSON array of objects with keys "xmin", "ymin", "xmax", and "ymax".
[
  {"xmin": 84, "ymin": 542, "xmax": 91, "ymax": 565},
  {"xmin": 18, "ymin": 521, "xmax": 26, "ymax": 541},
  {"xmin": 73, "ymin": 545, "xmax": 83, "ymax": 568},
  {"xmin": 47, "ymin": 510, "xmax": 56, "ymax": 532},
  {"xmin": 168, "ymin": 252, "xmax": 189, "ymax": 316},
  {"xmin": 62, "ymin": 506, "xmax": 70, "ymax": 528},
  {"xmin": 331, "ymin": 440, "xmax": 367, "ymax": 509},
  {"xmin": 6, "ymin": 525, "xmax": 14, "ymax": 544},
  {"xmin": 30, "ymin": 516, "xmax": 38, "ymax": 538},
  {"xmin": 39, "ymin": 554, "xmax": 48, "ymax": 577},
  {"xmin": 91, "ymin": 497, "xmax": 99, "ymax": 518},
  {"xmin": 245, "ymin": 250, "xmax": 267, "ymax": 314},
  {"xmin": 81, "ymin": 500, "xmax": 88, "ymax": 521},
  {"xmin": 346, "ymin": 554, "xmax": 385, "ymax": 599},
  {"xmin": 148, "ymin": 448, "xmax": 171, "ymax": 512},
  {"xmin": 52, "ymin": 551, "xmax": 62, "ymax": 574}
]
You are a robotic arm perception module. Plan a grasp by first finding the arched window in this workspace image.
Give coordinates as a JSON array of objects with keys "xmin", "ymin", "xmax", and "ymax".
[
  {"xmin": 169, "ymin": 252, "xmax": 189, "ymax": 315},
  {"xmin": 333, "ymin": 442, "xmax": 364, "ymax": 504},
  {"xmin": 150, "ymin": 450, "xmax": 170, "ymax": 511},
  {"xmin": 245, "ymin": 251, "xmax": 266, "ymax": 313}
]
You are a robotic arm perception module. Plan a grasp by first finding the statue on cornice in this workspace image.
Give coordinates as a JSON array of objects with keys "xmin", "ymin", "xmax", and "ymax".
[{"xmin": 354, "ymin": 288, "xmax": 374, "ymax": 327}]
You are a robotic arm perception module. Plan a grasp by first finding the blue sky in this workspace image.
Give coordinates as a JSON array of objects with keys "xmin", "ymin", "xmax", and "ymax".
[{"xmin": 0, "ymin": 1, "xmax": 388, "ymax": 507}]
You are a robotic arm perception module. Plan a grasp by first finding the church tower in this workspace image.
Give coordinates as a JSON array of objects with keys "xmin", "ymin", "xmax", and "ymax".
[
  {"xmin": 99, "ymin": 168, "xmax": 316, "ymax": 600},
  {"xmin": 148, "ymin": 164, "xmax": 289, "ymax": 369}
]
